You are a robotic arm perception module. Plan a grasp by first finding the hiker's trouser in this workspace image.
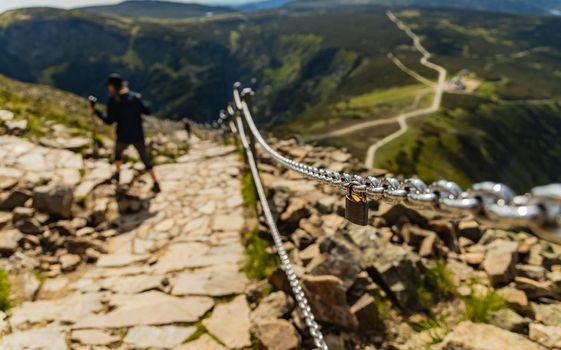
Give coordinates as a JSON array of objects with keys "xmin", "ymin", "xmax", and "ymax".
[{"xmin": 114, "ymin": 140, "xmax": 153, "ymax": 170}]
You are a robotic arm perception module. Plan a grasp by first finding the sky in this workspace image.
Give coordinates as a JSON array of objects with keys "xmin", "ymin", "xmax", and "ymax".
[{"xmin": 0, "ymin": 0, "xmax": 260, "ymax": 14}]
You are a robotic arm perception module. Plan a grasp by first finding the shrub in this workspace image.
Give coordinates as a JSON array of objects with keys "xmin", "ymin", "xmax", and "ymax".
[
  {"xmin": 464, "ymin": 291, "xmax": 507, "ymax": 323},
  {"xmin": 418, "ymin": 260, "xmax": 456, "ymax": 308}
]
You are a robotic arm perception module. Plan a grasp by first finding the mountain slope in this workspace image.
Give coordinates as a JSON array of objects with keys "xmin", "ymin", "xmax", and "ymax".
[
  {"xmin": 81, "ymin": 0, "xmax": 235, "ymax": 19},
  {"xmin": 0, "ymin": 74, "xmax": 111, "ymax": 137},
  {"xmin": 0, "ymin": 6, "xmax": 561, "ymax": 189},
  {"xmin": 235, "ymin": 0, "xmax": 294, "ymax": 12},
  {"xmin": 290, "ymin": 0, "xmax": 561, "ymax": 15}
]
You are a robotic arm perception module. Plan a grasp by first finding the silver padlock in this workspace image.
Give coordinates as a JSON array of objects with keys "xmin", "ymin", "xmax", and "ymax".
[{"xmin": 345, "ymin": 185, "xmax": 369, "ymax": 226}]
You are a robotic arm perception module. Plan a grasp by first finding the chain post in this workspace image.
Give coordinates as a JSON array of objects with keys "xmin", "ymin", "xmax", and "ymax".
[{"xmin": 241, "ymin": 88, "xmax": 257, "ymax": 158}]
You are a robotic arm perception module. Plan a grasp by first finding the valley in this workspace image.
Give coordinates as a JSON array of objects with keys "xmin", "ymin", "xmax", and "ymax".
[{"xmin": 0, "ymin": 2, "xmax": 560, "ymax": 191}]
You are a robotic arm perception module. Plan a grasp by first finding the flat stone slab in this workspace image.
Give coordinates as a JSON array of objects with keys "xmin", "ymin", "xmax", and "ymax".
[
  {"xmin": 10, "ymin": 293, "xmax": 104, "ymax": 330},
  {"xmin": 96, "ymin": 254, "xmax": 149, "ymax": 268},
  {"xmin": 203, "ymin": 295, "xmax": 251, "ymax": 349},
  {"xmin": 72, "ymin": 329, "xmax": 120, "ymax": 346},
  {"xmin": 172, "ymin": 267, "xmax": 248, "ymax": 297},
  {"xmin": 0, "ymin": 327, "xmax": 68, "ymax": 350},
  {"xmin": 435, "ymin": 321, "xmax": 545, "ymax": 350},
  {"xmin": 74, "ymin": 291, "xmax": 214, "ymax": 329},
  {"xmin": 152, "ymin": 242, "xmax": 211, "ymax": 274},
  {"xmin": 175, "ymin": 334, "xmax": 227, "ymax": 350},
  {"xmin": 41, "ymin": 277, "xmax": 70, "ymax": 294},
  {"xmin": 124, "ymin": 325, "xmax": 197, "ymax": 349},
  {"xmin": 212, "ymin": 214, "xmax": 244, "ymax": 232},
  {"xmin": 101, "ymin": 274, "xmax": 165, "ymax": 294}
]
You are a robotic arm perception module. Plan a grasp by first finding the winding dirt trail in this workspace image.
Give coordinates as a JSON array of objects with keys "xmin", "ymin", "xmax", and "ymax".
[{"xmin": 363, "ymin": 11, "xmax": 447, "ymax": 168}]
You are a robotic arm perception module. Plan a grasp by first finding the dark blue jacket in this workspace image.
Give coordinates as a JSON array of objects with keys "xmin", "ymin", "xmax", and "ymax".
[{"xmin": 95, "ymin": 91, "xmax": 150, "ymax": 143}]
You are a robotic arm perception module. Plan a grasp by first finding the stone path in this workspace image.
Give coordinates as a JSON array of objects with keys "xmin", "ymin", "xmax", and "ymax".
[{"xmin": 0, "ymin": 138, "xmax": 252, "ymax": 349}]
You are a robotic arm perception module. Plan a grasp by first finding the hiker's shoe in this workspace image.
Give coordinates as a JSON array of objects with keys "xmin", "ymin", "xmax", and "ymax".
[
  {"xmin": 113, "ymin": 172, "xmax": 121, "ymax": 184},
  {"xmin": 115, "ymin": 185, "xmax": 124, "ymax": 200},
  {"xmin": 151, "ymin": 182, "xmax": 161, "ymax": 193}
]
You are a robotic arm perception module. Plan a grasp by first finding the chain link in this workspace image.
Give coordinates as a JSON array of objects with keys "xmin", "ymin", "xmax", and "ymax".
[{"xmin": 229, "ymin": 83, "xmax": 561, "ymax": 245}]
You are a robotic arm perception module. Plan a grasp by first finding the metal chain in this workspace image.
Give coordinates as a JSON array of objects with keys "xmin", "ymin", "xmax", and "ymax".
[
  {"xmin": 235, "ymin": 115, "xmax": 329, "ymax": 350},
  {"xmin": 225, "ymin": 84, "xmax": 561, "ymax": 244}
]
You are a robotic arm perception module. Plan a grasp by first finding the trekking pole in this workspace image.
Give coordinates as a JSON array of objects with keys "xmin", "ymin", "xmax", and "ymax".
[{"xmin": 88, "ymin": 96, "xmax": 100, "ymax": 158}]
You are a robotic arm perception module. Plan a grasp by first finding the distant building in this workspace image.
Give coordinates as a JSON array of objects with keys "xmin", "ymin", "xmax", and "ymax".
[{"xmin": 449, "ymin": 76, "xmax": 466, "ymax": 91}]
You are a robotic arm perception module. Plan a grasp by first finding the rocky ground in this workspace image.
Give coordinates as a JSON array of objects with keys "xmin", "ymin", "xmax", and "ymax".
[
  {"xmin": 0, "ymin": 107, "xmax": 560, "ymax": 350},
  {"xmin": 251, "ymin": 138, "xmax": 561, "ymax": 349}
]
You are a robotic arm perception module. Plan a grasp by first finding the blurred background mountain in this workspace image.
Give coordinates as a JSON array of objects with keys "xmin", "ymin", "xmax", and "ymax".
[{"xmin": 0, "ymin": 0, "xmax": 560, "ymax": 189}]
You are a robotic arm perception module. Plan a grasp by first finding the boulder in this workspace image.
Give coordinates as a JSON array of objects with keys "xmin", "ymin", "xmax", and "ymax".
[
  {"xmin": 419, "ymin": 233, "xmax": 438, "ymax": 257},
  {"xmin": 458, "ymin": 220, "xmax": 482, "ymax": 241},
  {"xmin": 12, "ymin": 207, "xmax": 35, "ymax": 222},
  {"xmin": 529, "ymin": 323, "xmax": 561, "ymax": 348},
  {"xmin": 307, "ymin": 236, "xmax": 361, "ymax": 289},
  {"xmin": 516, "ymin": 264, "xmax": 546, "ymax": 281},
  {"xmin": 532, "ymin": 303, "xmax": 561, "ymax": 326},
  {"xmin": 497, "ymin": 287, "xmax": 528, "ymax": 307},
  {"xmin": 14, "ymin": 217, "xmax": 44, "ymax": 235},
  {"xmin": 380, "ymin": 204, "xmax": 427, "ymax": 227},
  {"xmin": 487, "ymin": 308, "xmax": 529, "ymax": 334},
  {"xmin": 483, "ymin": 239, "xmax": 519, "ymax": 286},
  {"xmin": 362, "ymin": 238, "xmax": 423, "ymax": 311},
  {"xmin": 0, "ymin": 212, "xmax": 11, "ymax": 229},
  {"xmin": 268, "ymin": 267, "xmax": 292, "ymax": 295},
  {"xmin": 0, "ymin": 110, "xmax": 14, "ymax": 121},
  {"xmin": 65, "ymin": 237, "xmax": 106, "ymax": 255},
  {"xmin": 270, "ymin": 188, "xmax": 289, "ymax": 222},
  {"xmin": 0, "ymin": 230, "xmax": 23, "ymax": 257},
  {"xmin": 59, "ymin": 254, "xmax": 81, "ymax": 272},
  {"xmin": 89, "ymin": 200, "xmax": 108, "ymax": 226},
  {"xmin": 33, "ymin": 185, "xmax": 74, "ymax": 218},
  {"xmin": 255, "ymin": 319, "xmax": 301, "ymax": 350},
  {"xmin": 0, "ymin": 189, "xmax": 31, "ymax": 211},
  {"xmin": 350, "ymin": 294, "xmax": 382, "ymax": 334},
  {"xmin": 251, "ymin": 291, "xmax": 295, "ymax": 324},
  {"xmin": 279, "ymin": 198, "xmax": 310, "ymax": 231},
  {"xmin": 301, "ymin": 275, "xmax": 358, "ymax": 329},
  {"xmin": 435, "ymin": 321, "xmax": 544, "ymax": 350},
  {"xmin": 293, "ymin": 228, "xmax": 314, "ymax": 250},
  {"xmin": 299, "ymin": 217, "xmax": 324, "ymax": 239},
  {"xmin": 517, "ymin": 277, "xmax": 558, "ymax": 300},
  {"xmin": 5, "ymin": 119, "xmax": 28, "ymax": 133}
]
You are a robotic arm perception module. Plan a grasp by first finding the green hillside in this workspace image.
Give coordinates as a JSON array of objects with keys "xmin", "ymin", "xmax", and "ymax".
[
  {"xmin": 0, "ymin": 74, "xmax": 110, "ymax": 137},
  {"xmin": 376, "ymin": 94, "xmax": 561, "ymax": 192},
  {"xmin": 0, "ymin": 5, "xmax": 560, "ymax": 190},
  {"xmin": 290, "ymin": 0, "xmax": 561, "ymax": 16},
  {"xmin": 0, "ymin": 7, "xmax": 420, "ymax": 122}
]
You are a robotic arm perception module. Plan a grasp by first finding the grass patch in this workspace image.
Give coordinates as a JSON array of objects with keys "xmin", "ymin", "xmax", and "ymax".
[
  {"xmin": 410, "ymin": 317, "xmax": 449, "ymax": 346},
  {"xmin": 0, "ymin": 270, "xmax": 11, "ymax": 311},
  {"xmin": 417, "ymin": 260, "xmax": 456, "ymax": 309},
  {"xmin": 242, "ymin": 172, "xmax": 257, "ymax": 208},
  {"xmin": 184, "ymin": 321, "xmax": 207, "ymax": 343},
  {"xmin": 338, "ymin": 84, "xmax": 426, "ymax": 109},
  {"xmin": 368, "ymin": 287, "xmax": 389, "ymax": 318},
  {"xmin": 463, "ymin": 291, "xmax": 507, "ymax": 323},
  {"xmin": 243, "ymin": 229, "xmax": 279, "ymax": 281}
]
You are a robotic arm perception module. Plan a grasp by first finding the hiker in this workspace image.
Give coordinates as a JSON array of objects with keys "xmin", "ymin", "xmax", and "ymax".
[
  {"xmin": 89, "ymin": 74, "xmax": 161, "ymax": 193},
  {"xmin": 183, "ymin": 118, "xmax": 192, "ymax": 140}
]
